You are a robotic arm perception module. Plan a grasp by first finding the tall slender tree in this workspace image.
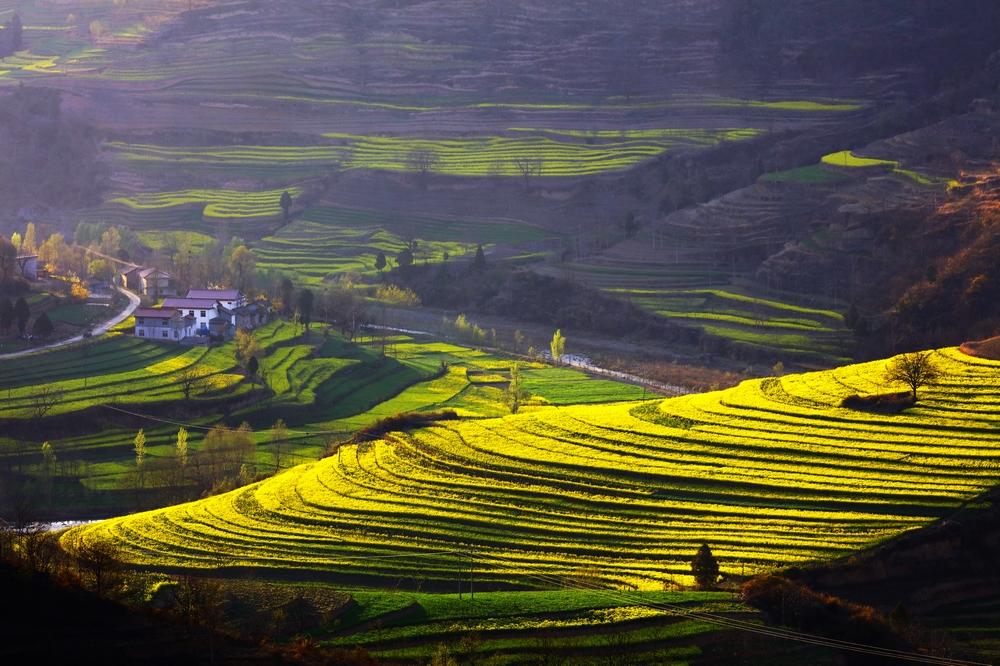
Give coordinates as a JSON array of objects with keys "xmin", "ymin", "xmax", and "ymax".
[
  {"xmin": 549, "ymin": 329, "xmax": 566, "ymax": 365},
  {"xmin": 279, "ymin": 190, "xmax": 293, "ymax": 221},
  {"xmin": 0, "ymin": 297, "xmax": 13, "ymax": 333},
  {"xmin": 13, "ymin": 297, "xmax": 29, "ymax": 335},
  {"xmin": 297, "ymin": 288, "xmax": 314, "ymax": 333},
  {"xmin": 134, "ymin": 428, "xmax": 147, "ymax": 491}
]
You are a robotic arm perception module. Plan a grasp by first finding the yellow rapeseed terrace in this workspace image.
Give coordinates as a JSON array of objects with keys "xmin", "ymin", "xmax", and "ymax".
[{"xmin": 64, "ymin": 347, "xmax": 1000, "ymax": 588}]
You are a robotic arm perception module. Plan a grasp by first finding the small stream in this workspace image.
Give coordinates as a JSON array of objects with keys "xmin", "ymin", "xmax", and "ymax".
[{"xmin": 36, "ymin": 520, "xmax": 102, "ymax": 532}]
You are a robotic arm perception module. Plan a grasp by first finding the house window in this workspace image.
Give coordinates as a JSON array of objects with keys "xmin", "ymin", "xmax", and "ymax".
[
  {"xmin": 173, "ymin": 331, "xmax": 178, "ymax": 338},
  {"xmin": 189, "ymin": 310, "xmax": 194, "ymax": 316},
  {"xmin": 200, "ymin": 310, "xmax": 206, "ymax": 317},
  {"xmin": 161, "ymin": 330, "xmax": 168, "ymax": 338}
]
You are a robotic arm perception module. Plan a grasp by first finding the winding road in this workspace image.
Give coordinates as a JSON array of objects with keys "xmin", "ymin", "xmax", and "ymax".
[{"xmin": 0, "ymin": 285, "xmax": 140, "ymax": 360}]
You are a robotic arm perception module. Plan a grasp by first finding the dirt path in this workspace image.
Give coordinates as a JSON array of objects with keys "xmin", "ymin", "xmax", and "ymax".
[{"xmin": 0, "ymin": 286, "xmax": 140, "ymax": 360}]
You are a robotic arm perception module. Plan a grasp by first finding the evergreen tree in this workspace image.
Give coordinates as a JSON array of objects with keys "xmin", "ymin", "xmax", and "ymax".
[
  {"xmin": 279, "ymin": 190, "xmax": 293, "ymax": 221},
  {"xmin": 246, "ymin": 355, "xmax": 259, "ymax": 381},
  {"xmin": 0, "ymin": 297, "xmax": 12, "ymax": 333},
  {"xmin": 375, "ymin": 250, "xmax": 387, "ymax": 274},
  {"xmin": 280, "ymin": 277, "xmax": 295, "ymax": 315},
  {"xmin": 13, "ymin": 297, "xmax": 29, "ymax": 335},
  {"xmin": 396, "ymin": 246, "xmax": 413, "ymax": 268},
  {"xmin": 31, "ymin": 312, "xmax": 54, "ymax": 339},
  {"xmin": 297, "ymin": 288, "xmax": 314, "ymax": 332},
  {"xmin": 690, "ymin": 543, "xmax": 720, "ymax": 589},
  {"xmin": 473, "ymin": 245, "xmax": 486, "ymax": 272},
  {"xmin": 0, "ymin": 13, "xmax": 22, "ymax": 56}
]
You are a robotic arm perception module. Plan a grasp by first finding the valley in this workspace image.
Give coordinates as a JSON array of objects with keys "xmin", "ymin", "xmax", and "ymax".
[{"xmin": 1, "ymin": 1, "xmax": 999, "ymax": 665}]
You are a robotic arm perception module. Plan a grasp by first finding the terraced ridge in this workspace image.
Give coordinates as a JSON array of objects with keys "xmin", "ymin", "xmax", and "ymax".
[
  {"xmin": 79, "ymin": 187, "xmax": 306, "ymax": 236},
  {"xmin": 323, "ymin": 589, "xmax": 743, "ymax": 664},
  {"xmin": 65, "ymin": 347, "xmax": 1000, "ymax": 589},
  {"xmin": 107, "ymin": 128, "xmax": 765, "ymax": 181},
  {"xmin": 0, "ymin": 336, "xmax": 247, "ymax": 420},
  {"xmin": 253, "ymin": 203, "xmax": 554, "ymax": 284}
]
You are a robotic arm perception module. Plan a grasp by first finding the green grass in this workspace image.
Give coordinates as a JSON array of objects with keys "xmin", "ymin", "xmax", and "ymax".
[
  {"xmin": 759, "ymin": 165, "xmax": 848, "ymax": 184},
  {"xmin": 45, "ymin": 302, "xmax": 115, "ymax": 328}
]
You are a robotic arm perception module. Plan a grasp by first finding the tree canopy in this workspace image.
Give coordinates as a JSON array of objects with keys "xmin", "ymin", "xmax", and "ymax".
[
  {"xmin": 31, "ymin": 312, "xmax": 54, "ymax": 339},
  {"xmin": 884, "ymin": 351, "xmax": 941, "ymax": 402},
  {"xmin": 690, "ymin": 543, "xmax": 720, "ymax": 589}
]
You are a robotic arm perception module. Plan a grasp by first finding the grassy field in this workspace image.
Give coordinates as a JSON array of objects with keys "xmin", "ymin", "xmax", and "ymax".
[
  {"xmin": 64, "ymin": 347, "xmax": 1000, "ymax": 589},
  {"xmin": 758, "ymin": 164, "xmax": 849, "ymax": 184}
]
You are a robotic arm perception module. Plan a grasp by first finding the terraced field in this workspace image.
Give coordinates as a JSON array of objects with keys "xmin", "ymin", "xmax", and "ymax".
[
  {"xmin": 109, "ymin": 128, "xmax": 764, "ymax": 181},
  {"xmin": 65, "ymin": 347, "xmax": 1000, "ymax": 590},
  {"xmin": 1, "ymin": 323, "xmax": 643, "ymax": 500},
  {"xmin": 79, "ymin": 187, "xmax": 305, "ymax": 236},
  {"xmin": 552, "ymin": 255, "xmax": 852, "ymax": 363},
  {"xmin": 622, "ymin": 287, "xmax": 849, "ymax": 361},
  {"xmin": 321, "ymin": 588, "xmax": 746, "ymax": 664},
  {"xmin": 253, "ymin": 204, "xmax": 554, "ymax": 284}
]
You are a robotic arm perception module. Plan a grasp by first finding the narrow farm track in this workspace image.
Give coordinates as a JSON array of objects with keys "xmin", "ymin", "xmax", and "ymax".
[
  {"xmin": 0, "ymin": 286, "xmax": 140, "ymax": 360},
  {"xmin": 65, "ymin": 348, "xmax": 1000, "ymax": 588}
]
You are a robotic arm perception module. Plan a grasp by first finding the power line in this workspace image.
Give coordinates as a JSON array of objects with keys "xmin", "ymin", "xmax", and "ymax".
[
  {"xmin": 517, "ymin": 571, "xmax": 987, "ymax": 666},
  {"xmin": 99, "ymin": 403, "xmax": 350, "ymax": 439}
]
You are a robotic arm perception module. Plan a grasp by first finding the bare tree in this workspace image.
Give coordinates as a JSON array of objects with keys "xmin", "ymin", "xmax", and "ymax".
[
  {"xmin": 513, "ymin": 156, "xmax": 544, "ymax": 190},
  {"xmin": 178, "ymin": 367, "xmax": 211, "ymax": 403},
  {"xmin": 74, "ymin": 538, "xmax": 123, "ymax": 597},
  {"xmin": 406, "ymin": 148, "xmax": 440, "ymax": 188},
  {"xmin": 884, "ymin": 351, "xmax": 941, "ymax": 402},
  {"xmin": 29, "ymin": 386, "xmax": 61, "ymax": 420}
]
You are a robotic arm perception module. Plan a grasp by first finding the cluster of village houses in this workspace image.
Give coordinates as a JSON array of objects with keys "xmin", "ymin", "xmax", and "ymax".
[{"xmin": 119, "ymin": 265, "xmax": 270, "ymax": 342}]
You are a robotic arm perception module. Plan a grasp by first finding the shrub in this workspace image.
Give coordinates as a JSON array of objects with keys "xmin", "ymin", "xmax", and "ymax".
[
  {"xmin": 348, "ymin": 410, "xmax": 459, "ymax": 444},
  {"xmin": 840, "ymin": 391, "xmax": 914, "ymax": 413}
]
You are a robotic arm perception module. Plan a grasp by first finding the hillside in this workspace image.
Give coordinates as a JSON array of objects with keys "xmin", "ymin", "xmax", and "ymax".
[{"xmin": 64, "ymin": 346, "xmax": 1000, "ymax": 589}]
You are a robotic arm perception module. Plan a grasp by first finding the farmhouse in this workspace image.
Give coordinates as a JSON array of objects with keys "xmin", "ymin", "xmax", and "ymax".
[
  {"xmin": 139, "ymin": 268, "xmax": 177, "ymax": 297},
  {"xmin": 134, "ymin": 308, "xmax": 195, "ymax": 341},
  {"xmin": 160, "ymin": 297, "xmax": 229, "ymax": 333},
  {"xmin": 15, "ymin": 254, "xmax": 38, "ymax": 281},
  {"xmin": 118, "ymin": 265, "xmax": 177, "ymax": 297},
  {"xmin": 132, "ymin": 286, "xmax": 269, "ymax": 341},
  {"xmin": 159, "ymin": 289, "xmax": 271, "ymax": 337},
  {"xmin": 186, "ymin": 289, "xmax": 246, "ymax": 310}
]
